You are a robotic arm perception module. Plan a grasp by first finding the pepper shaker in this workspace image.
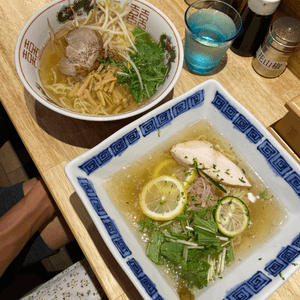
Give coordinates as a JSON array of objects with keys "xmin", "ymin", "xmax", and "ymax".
[{"xmin": 252, "ymin": 16, "xmax": 300, "ymax": 78}]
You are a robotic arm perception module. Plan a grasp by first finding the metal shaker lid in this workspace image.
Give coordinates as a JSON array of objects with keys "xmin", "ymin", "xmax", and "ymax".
[{"xmin": 270, "ymin": 17, "xmax": 300, "ymax": 51}]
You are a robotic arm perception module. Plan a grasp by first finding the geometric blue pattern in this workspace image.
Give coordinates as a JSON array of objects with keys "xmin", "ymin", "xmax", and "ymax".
[
  {"xmin": 264, "ymin": 245, "xmax": 300, "ymax": 278},
  {"xmin": 110, "ymin": 137, "xmax": 128, "ymax": 156},
  {"xmin": 265, "ymin": 259, "xmax": 288, "ymax": 277},
  {"xmin": 225, "ymin": 271, "xmax": 271, "ymax": 299},
  {"xmin": 79, "ymin": 148, "xmax": 114, "ymax": 175},
  {"xmin": 245, "ymin": 126, "xmax": 264, "ymax": 144},
  {"xmin": 257, "ymin": 139, "xmax": 279, "ymax": 160},
  {"xmin": 269, "ymin": 155, "xmax": 293, "ymax": 177},
  {"xmin": 127, "ymin": 258, "xmax": 165, "ymax": 299},
  {"xmin": 155, "ymin": 109, "xmax": 172, "ymax": 128},
  {"xmin": 139, "ymin": 118, "xmax": 157, "ymax": 137},
  {"xmin": 212, "ymin": 91, "xmax": 229, "ymax": 111},
  {"xmin": 77, "ymin": 177, "xmax": 131, "ymax": 258},
  {"xmin": 277, "ymin": 245, "xmax": 300, "ymax": 264},
  {"xmin": 211, "ymin": 92, "xmax": 263, "ymax": 144},
  {"xmin": 172, "ymin": 98, "xmax": 190, "ymax": 118},
  {"xmin": 96, "ymin": 148, "xmax": 113, "ymax": 166},
  {"xmin": 127, "ymin": 258, "xmax": 144, "ymax": 278},
  {"xmin": 233, "ymin": 114, "xmax": 251, "ymax": 133},
  {"xmin": 246, "ymin": 271, "xmax": 272, "ymax": 293},
  {"xmin": 124, "ymin": 128, "xmax": 140, "ymax": 145},
  {"xmin": 89, "ymin": 198, "xmax": 107, "ymax": 217},
  {"xmin": 285, "ymin": 172, "xmax": 300, "ymax": 195},
  {"xmin": 225, "ymin": 283, "xmax": 255, "ymax": 300},
  {"xmin": 77, "ymin": 177, "xmax": 105, "ymax": 216},
  {"xmin": 221, "ymin": 103, "xmax": 239, "ymax": 120},
  {"xmin": 79, "ymin": 130, "xmax": 140, "ymax": 174},
  {"xmin": 102, "ymin": 217, "xmax": 122, "ymax": 239},
  {"xmin": 188, "ymin": 89, "xmax": 205, "ymax": 108},
  {"xmin": 292, "ymin": 233, "xmax": 300, "ymax": 248},
  {"xmin": 140, "ymin": 275, "xmax": 159, "ymax": 297},
  {"xmin": 79, "ymin": 157, "xmax": 101, "ymax": 176},
  {"xmin": 112, "ymin": 237, "xmax": 132, "ymax": 258}
]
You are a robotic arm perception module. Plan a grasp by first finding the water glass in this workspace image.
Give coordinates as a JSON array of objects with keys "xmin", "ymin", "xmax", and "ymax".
[{"xmin": 184, "ymin": 0, "xmax": 242, "ymax": 74}]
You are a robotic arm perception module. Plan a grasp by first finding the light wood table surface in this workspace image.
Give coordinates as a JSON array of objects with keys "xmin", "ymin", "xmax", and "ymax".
[{"xmin": 1, "ymin": 0, "xmax": 300, "ymax": 299}]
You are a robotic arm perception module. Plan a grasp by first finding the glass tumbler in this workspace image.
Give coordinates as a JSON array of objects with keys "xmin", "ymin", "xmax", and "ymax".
[{"xmin": 184, "ymin": 0, "xmax": 242, "ymax": 74}]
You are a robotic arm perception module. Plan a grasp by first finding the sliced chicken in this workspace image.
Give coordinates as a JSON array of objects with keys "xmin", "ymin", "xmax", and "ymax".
[
  {"xmin": 170, "ymin": 140, "xmax": 215, "ymax": 169},
  {"xmin": 171, "ymin": 140, "xmax": 251, "ymax": 187}
]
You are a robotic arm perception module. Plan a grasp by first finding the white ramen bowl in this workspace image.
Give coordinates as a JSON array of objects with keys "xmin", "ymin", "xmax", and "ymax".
[
  {"xmin": 65, "ymin": 79, "xmax": 300, "ymax": 299},
  {"xmin": 15, "ymin": 0, "xmax": 183, "ymax": 121}
]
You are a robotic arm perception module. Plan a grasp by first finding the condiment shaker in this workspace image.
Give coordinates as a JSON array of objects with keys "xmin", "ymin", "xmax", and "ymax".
[
  {"xmin": 252, "ymin": 16, "xmax": 300, "ymax": 78},
  {"xmin": 231, "ymin": 0, "xmax": 281, "ymax": 57}
]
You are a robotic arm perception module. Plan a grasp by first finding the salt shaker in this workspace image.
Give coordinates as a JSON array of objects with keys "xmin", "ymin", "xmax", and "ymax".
[{"xmin": 252, "ymin": 16, "xmax": 300, "ymax": 78}]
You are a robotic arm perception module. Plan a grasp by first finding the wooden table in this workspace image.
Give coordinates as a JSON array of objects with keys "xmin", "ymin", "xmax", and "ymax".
[{"xmin": 1, "ymin": 0, "xmax": 300, "ymax": 299}]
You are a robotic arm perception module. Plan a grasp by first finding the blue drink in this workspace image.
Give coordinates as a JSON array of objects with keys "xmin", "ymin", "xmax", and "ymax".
[{"xmin": 185, "ymin": 2, "xmax": 242, "ymax": 74}]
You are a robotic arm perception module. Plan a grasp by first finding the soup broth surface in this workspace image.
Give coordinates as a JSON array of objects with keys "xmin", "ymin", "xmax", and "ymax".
[
  {"xmin": 103, "ymin": 119, "xmax": 289, "ymax": 296},
  {"xmin": 39, "ymin": 20, "xmax": 141, "ymax": 116}
]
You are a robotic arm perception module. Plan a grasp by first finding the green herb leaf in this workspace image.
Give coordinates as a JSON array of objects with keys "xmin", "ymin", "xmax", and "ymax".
[
  {"xmin": 161, "ymin": 242, "xmax": 185, "ymax": 265},
  {"xmin": 146, "ymin": 230, "xmax": 165, "ymax": 264},
  {"xmin": 194, "ymin": 214, "xmax": 218, "ymax": 235},
  {"xmin": 139, "ymin": 217, "xmax": 156, "ymax": 231},
  {"xmin": 117, "ymin": 28, "xmax": 168, "ymax": 103}
]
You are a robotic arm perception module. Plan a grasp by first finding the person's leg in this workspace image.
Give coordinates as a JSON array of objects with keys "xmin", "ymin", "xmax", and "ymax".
[
  {"xmin": 22, "ymin": 177, "xmax": 38, "ymax": 196},
  {"xmin": 22, "ymin": 178, "xmax": 74, "ymax": 252},
  {"xmin": 39, "ymin": 214, "xmax": 74, "ymax": 251}
]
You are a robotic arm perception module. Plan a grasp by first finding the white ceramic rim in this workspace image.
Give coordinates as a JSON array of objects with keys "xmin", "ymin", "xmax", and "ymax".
[
  {"xmin": 14, "ymin": 0, "xmax": 184, "ymax": 121},
  {"xmin": 64, "ymin": 79, "xmax": 300, "ymax": 299}
]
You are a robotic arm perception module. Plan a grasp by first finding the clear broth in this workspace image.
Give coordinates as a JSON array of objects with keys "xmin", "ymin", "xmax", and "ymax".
[
  {"xmin": 103, "ymin": 119, "xmax": 289, "ymax": 295},
  {"xmin": 38, "ymin": 21, "xmax": 141, "ymax": 115}
]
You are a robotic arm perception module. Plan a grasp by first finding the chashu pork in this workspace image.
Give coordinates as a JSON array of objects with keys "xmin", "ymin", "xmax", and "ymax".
[
  {"xmin": 59, "ymin": 27, "xmax": 103, "ymax": 76},
  {"xmin": 171, "ymin": 140, "xmax": 251, "ymax": 187}
]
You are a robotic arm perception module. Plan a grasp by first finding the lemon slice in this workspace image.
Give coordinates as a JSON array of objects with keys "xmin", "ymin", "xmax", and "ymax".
[
  {"xmin": 183, "ymin": 167, "xmax": 197, "ymax": 189},
  {"xmin": 153, "ymin": 159, "xmax": 196, "ymax": 189},
  {"xmin": 215, "ymin": 196, "xmax": 250, "ymax": 237},
  {"xmin": 139, "ymin": 175, "xmax": 187, "ymax": 221}
]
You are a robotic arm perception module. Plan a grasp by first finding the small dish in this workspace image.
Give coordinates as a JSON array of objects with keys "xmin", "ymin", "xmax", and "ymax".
[{"xmin": 65, "ymin": 79, "xmax": 300, "ymax": 299}]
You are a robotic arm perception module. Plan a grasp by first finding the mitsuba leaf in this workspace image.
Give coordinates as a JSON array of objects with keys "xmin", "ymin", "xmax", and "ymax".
[
  {"xmin": 175, "ymin": 212, "xmax": 189, "ymax": 221},
  {"xmin": 161, "ymin": 242, "xmax": 185, "ymax": 265},
  {"xmin": 180, "ymin": 260, "xmax": 211, "ymax": 289},
  {"xmin": 117, "ymin": 27, "xmax": 168, "ymax": 103},
  {"xmin": 194, "ymin": 214, "xmax": 218, "ymax": 234},
  {"xmin": 146, "ymin": 230, "xmax": 165, "ymax": 264}
]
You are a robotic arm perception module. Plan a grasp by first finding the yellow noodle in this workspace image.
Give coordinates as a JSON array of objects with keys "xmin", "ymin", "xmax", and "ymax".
[
  {"xmin": 113, "ymin": 106, "xmax": 123, "ymax": 114},
  {"xmin": 39, "ymin": 1, "xmax": 142, "ymax": 116}
]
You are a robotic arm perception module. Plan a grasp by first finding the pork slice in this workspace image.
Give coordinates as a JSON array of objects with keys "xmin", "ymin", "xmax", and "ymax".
[
  {"xmin": 59, "ymin": 27, "xmax": 103, "ymax": 76},
  {"xmin": 58, "ymin": 57, "xmax": 77, "ymax": 76}
]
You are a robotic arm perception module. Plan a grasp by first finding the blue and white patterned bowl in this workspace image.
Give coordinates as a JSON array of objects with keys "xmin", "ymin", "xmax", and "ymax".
[{"xmin": 65, "ymin": 79, "xmax": 300, "ymax": 299}]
